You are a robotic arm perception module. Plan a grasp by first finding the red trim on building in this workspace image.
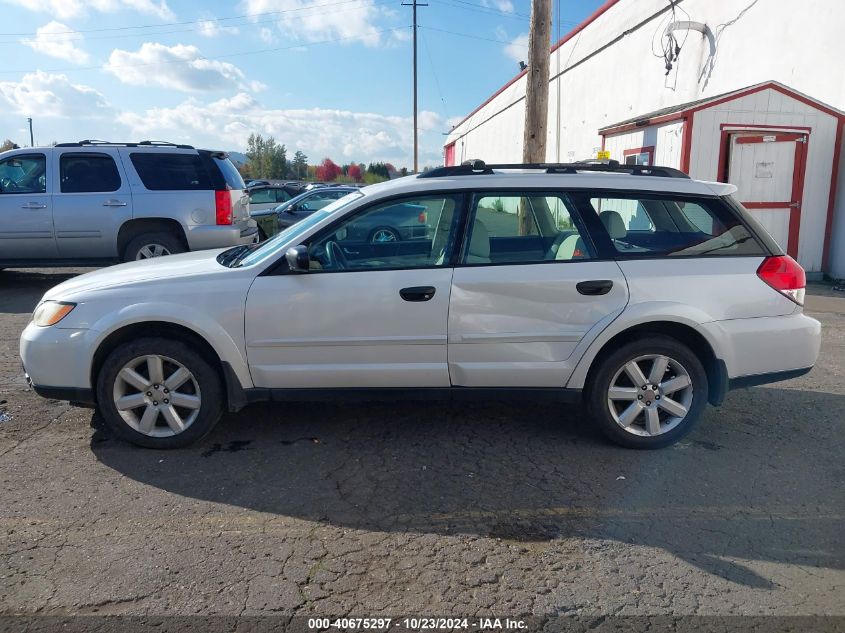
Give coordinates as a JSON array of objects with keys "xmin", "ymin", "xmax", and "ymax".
[
  {"xmin": 600, "ymin": 82, "xmax": 844, "ymax": 137},
  {"xmin": 444, "ymin": 142, "xmax": 456, "ymax": 167},
  {"xmin": 822, "ymin": 117, "xmax": 844, "ymax": 271},
  {"xmin": 680, "ymin": 115, "xmax": 693, "ymax": 174},
  {"xmin": 448, "ymin": 0, "xmax": 622, "ymax": 132}
]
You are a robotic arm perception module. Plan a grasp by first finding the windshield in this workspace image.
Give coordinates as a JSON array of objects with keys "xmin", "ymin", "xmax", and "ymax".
[{"xmin": 220, "ymin": 190, "xmax": 364, "ymax": 268}]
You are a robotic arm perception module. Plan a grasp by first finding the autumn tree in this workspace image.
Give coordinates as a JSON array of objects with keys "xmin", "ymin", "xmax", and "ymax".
[
  {"xmin": 315, "ymin": 158, "xmax": 342, "ymax": 181},
  {"xmin": 347, "ymin": 163, "xmax": 362, "ymax": 182},
  {"xmin": 0, "ymin": 139, "xmax": 18, "ymax": 152}
]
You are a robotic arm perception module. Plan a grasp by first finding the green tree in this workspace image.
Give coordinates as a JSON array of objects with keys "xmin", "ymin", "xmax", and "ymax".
[{"xmin": 291, "ymin": 150, "xmax": 308, "ymax": 180}]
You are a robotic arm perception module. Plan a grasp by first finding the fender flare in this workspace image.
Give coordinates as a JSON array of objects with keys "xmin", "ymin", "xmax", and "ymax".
[{"xmin": 565, "ymin": 301, "xmax": 723, "ymax": 391}]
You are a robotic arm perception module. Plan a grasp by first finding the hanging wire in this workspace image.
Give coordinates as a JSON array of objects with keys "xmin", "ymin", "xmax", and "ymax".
[{"xmin": 651, "ymin": 0, "xmax": 691, "ymax": 76}]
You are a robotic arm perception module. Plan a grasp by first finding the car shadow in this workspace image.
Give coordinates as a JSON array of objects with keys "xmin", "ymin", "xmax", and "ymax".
[
  {"xmin": 0, "ymin": 268, "xmax": 93, "ymax": 314},
  {"xmin": 91, "ymin": 386, "xmax": 844, "ymax": 589}
]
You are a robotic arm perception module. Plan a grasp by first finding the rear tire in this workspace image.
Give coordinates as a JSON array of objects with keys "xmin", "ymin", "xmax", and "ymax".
[
  {"xmin": 95, "ymin": 337, "xmax": 223, "ymax": 449},
  {"xmin": 123, "ymin": 231, "xmax": 185, "ymax": 262},
  {"xmin": 587, "ymin": 336, "xmax": 708, "ymax": 449}
]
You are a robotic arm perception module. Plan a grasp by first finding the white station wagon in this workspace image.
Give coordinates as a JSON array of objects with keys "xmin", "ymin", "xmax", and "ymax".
[{"xmin": 20, "ymin": 161, "xmax": 821, "ymax": 449}]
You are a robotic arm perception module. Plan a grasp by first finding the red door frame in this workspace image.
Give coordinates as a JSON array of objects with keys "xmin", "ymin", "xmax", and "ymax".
[
  {"xmin": 444, "ymin": 142, "xmax": 456, "ymax": 167},
  {"xmin": 717, "ymin": 129, "xmax": 809, "ymax": 258}
]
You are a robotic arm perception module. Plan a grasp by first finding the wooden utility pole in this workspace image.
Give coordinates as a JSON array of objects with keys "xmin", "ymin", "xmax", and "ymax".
[
  {"xmin": 519, "ymin": 0, "xmax": 552, "ymax": 235},
  {"xmin": 522, "ymin": 0, "xmax": 552, "ymax": 164},
  {"xmin": 403, "ymin": 0, "xmax": 428, "ymax": 173}
]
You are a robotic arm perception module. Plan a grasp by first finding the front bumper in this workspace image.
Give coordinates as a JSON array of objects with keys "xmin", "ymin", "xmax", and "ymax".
[{"xmin": 20, "ymin": 322, "xmax": 99, "ymax": 403}]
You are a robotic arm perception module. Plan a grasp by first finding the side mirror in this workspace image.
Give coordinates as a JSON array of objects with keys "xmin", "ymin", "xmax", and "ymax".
[{"xmin": 285, "ymin": 245, "xmax": 310, "ymax": 272}]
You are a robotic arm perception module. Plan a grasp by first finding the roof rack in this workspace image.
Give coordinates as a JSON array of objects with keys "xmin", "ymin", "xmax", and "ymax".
[
  {"xmin": 419, "ymin": 158, "xmax": 690, "ymax": 179},
  {"xmin": 54, "ymin": 140, "xmax": 195, "ymax": 149}
]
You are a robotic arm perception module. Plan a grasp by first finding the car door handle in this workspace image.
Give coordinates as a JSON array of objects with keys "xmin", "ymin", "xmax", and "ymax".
[
  {"xmin": 576, "ymin": 280, "xmax": 613, "ymax": 296},
  {"xmin": 102, "ymin": 200, "xmax": 128, "ymax": 207},
  {"xmin": 21, "ymin": 202, "xmax": 47, "ymax": 210},
  {"xmin": 400, "ymin": 286, "xmax": 436, "ymax": 302}
]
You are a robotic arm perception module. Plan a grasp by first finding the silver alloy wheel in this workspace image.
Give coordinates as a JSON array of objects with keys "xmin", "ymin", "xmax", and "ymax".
[
  {"xmin": 112, "ymin": 354, "xmax": 202, "ymax": 438},
  {"xmin": 606, "ymin": 354, "xmax": 694, "ymax": 437},
  {"xmin": 135, "ymin": 244, "xmax": 172, "ymax": 260},
  {"xmin": 371, "ymin": 228, "xmax": 398, "ymax": 243}
]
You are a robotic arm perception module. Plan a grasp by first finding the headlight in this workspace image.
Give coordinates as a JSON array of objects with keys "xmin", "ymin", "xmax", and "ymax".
[{"xmin": 32, "ymin": 301, "xmax": 76, "ymax": 327}]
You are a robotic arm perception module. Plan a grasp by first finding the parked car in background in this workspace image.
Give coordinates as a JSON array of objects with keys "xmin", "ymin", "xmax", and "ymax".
[
  {"xmin": 0, "ymin": 140, "xmax": 257, "ymax": 266},
  {"xmin": 245, "ymin": 179, "xmax": 270, "ymax": 187},
  {"xmin": 247, "ymin": 184, "xmax": 297, "ymax": 215},
  {"xmin": 253, "ymin": 186, "xmax": 357, "ymax": 239},
  {"xmin": 20, "ymin": 160, "xmax": 821, "ymax": 450}
]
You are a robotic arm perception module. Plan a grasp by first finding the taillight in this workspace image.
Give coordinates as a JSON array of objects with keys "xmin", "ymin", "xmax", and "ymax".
[
  {"xmin": 418, "ymin": 210, "xmax": 427, "ymax": 224},
  {"xmin": 757, "ymin": 255, "xmax": 805, "ymax": 305},
  {"xmin": 215, "ymin": 190, "xmax": 233, "ymax": 225}
]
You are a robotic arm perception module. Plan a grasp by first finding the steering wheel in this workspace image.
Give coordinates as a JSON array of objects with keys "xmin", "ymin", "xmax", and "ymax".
[
  {"xmin": 0, "ymin": 177, "xmax": 17, "ymax": 192},
  {"xmin": 325, "ymin": 241, "xmax": 349, "ymax": 270}
]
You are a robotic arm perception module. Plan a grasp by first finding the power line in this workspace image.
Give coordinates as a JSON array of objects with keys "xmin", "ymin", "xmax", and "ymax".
[
  {"xmin": 0, "ymin": 26, "xmax": 412, "ymax": 75},
  {"xmin": 418, "ymin": 24, "xmax": 517, "ymax": 46}
]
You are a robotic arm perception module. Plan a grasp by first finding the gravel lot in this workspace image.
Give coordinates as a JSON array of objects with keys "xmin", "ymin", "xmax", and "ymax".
[{"xmin": 1, "ymin": 268, "xmax": 843, "ymax": 620}]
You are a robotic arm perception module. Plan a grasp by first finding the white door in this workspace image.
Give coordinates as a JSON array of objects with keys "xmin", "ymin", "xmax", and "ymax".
[
  {"xmin": 0, "ymin": 152, "xmax": 57, "ymax": 260},
  {"xmin": 52, "ymin": 149, "xmax": 133, "ymax": 258},
  {"xmin": 448, "ymin": 192, "xmax": 628, "ymax": 387},
  {"xmin": 727, "ymin": 132, "xmax": 806, "ymax": 258},
  {"xmin": 244, "ymin": 193, "xmax": 464, "ymax": 388}
]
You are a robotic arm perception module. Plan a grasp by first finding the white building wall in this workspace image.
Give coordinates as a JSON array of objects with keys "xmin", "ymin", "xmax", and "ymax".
[
  {"xmin": 830, "ymin": 125, "xmax": 845, "ymax": 279},
  {"xmin": 446, "ymin": 0, "xmax": 844, "ymax": 163}
]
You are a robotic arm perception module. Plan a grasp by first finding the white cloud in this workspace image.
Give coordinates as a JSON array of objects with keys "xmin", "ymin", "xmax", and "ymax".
[
  {"xmin": 504, "ymin": 32, "xmax": 528, "ymax": 63},
  {"xmin": 0, "ymin": 71, "xmax": 110, "ymax": 117},
  {"xmin": 2, "ymin": 0, "xmax": 174, "ymax": 20},
  {"xmin": 240, "ymin": 0, "xmax": 385, "ymax": 47},
  {"xmin": 105, "ymin": 43, "xmax": 266, "ymax": 93},
  {"xmin": 481, "ymin": 0, "xmax": 513, "ymax": 12},
  {"xmin": 117, "ymin": 94, "xmax": 441, "ymax": 165},
  {"xmin": 197, "ymin": 19, "xmax": 240, "ymax": 38},
  {"xmin": 21, "ymin": 21, "xmax": 90, "ymax": 64}
]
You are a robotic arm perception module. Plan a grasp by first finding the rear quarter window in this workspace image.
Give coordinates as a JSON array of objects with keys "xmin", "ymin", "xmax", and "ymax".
[
  {"xmin": 576, "ymin": 192, "xmax": 767, "ymax": 257},
  {"xmin": 212, "ymin": 155, "xmax": 245, "ymax": 190},
  {"xmin": 129, "ymin": 152, "xmax": 213, "ymax": 191}
]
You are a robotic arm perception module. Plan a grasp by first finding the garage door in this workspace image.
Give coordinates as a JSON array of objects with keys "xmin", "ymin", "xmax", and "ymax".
[{"xmin": 727, "ymin": 132, "xmax": 807, "ymax": 258}]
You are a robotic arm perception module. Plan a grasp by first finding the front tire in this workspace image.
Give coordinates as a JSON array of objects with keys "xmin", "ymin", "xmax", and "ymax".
[
  {"xmin": 95, "ymin": 338, "xmax": 223, "ymax": 448},
  {"xmin": 587, "ymin": 336, "xmax": 708, "ymax": 449}
]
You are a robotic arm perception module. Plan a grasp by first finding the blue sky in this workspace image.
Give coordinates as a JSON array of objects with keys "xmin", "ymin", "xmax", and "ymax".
[{"xmin": 0, "ymin": 0, "xmax": 603, "ymax": 168}]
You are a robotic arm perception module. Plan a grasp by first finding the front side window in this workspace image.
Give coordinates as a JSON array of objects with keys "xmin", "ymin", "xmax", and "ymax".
[
  {"xmin": 130, "ymin": 153, "xmax": 212, "ymax": 191},
  {"xmin": 60, "ymin": 153, "xmax": 121, "ymax": 193},
  {"xmin": 0, "ymin": 154, "xmax": 46, "ymax": 194},
  {"xmin": 462, "ymin": 193, "xmax": 593, "ymax": 265},
  {"xmin": 577, "ymin": 193, "xmax": 765, "ymax": 257},
  {"xmin": 306, "ymin": 194, "xmax": 462, "ymax": 272}
]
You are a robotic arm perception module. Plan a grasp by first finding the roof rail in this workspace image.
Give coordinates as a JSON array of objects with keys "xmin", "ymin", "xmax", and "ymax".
[
  {"xmin": 419, "ymin": 158, "xmax": 690, "ymax": 179},
  {"xmin": 53, "ymin": 140, "xmax": 195, "ymax": 149}
]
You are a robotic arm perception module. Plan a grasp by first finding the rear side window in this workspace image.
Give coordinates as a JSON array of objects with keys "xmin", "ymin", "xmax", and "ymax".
[
  {"xmin": 130, "ymin": 152, "xmax": 212, "ymax": 191},
  {"xmin": 576, "ymin": 193, "xmax": 766, "ymax": 257},
  {"xmin": 212, "ymin": 155, "xmax": 245, "ymax": 190},
  {"xmin": 249, "ymin": 188, "xmax": 276, "ymax": 204},
  {"xmin": 60, "ymin": 153, "xmax": 121, "ymax": 193}
]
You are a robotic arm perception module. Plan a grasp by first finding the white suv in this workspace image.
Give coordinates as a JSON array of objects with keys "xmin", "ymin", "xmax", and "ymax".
[
  {"xmin": 0, "ymin": 140, "xmax": 257, "ymax": 266},
  {"xmin": 19, "ymin": 161, "xmax": 821, "ymax": 449}
]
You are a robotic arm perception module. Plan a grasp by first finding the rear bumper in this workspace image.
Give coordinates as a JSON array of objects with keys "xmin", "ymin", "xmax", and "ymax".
[
  {"xmin": 701, "ymin": 312, "xmax": 821, "ymax": 380},
  {"xmin": 185, "ymin": 221, "xmax": 259, "ymax": 251}
]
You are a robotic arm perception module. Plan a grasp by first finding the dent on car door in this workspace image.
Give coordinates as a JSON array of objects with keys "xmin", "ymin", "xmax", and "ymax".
[
  {"xmin": 243, "ymin": 193, "xmax": 464, "ymax": 389},
  {"xmin": 447, "ymin": 191, "xmax": 628, "ymax": 387},
  {"xmin": 52, "ymin": 150, "xmax": 131, "ymax": 258},
  {"xmin": 0, "ymin": 152, "xmax": 57, "ymax": 260}
]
